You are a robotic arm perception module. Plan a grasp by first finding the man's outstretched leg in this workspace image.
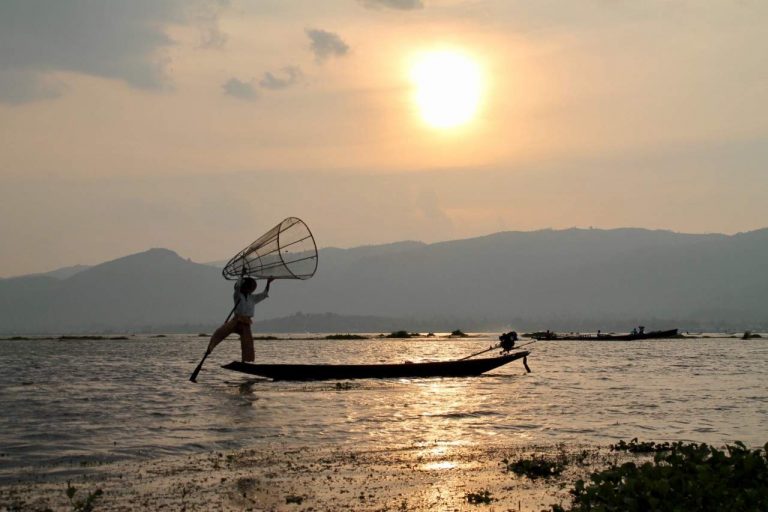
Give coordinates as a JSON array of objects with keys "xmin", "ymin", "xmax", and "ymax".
[{"xmin": 208, "ymin": 317, "xmax": 238, "ymax": 352}]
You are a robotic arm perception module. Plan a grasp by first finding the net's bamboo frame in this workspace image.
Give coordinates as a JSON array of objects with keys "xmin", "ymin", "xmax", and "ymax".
[{"xmin": 222, "ymin": 217, "xmax": 318, "ymax": 280}]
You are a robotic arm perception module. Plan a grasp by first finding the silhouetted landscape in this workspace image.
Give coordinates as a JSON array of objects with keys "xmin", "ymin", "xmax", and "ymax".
[
  {"xmin": 1, "ymin": 227, "xmax": 766, "ymax": 334},
  {"xmin": 4, "ymin": 3, "xmax": 768, "ymax": 511}
]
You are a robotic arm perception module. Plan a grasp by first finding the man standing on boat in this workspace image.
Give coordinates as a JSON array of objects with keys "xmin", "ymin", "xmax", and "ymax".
[{"xmin": 208, "ymin": 276, "xmax": 274, "ymax": 362}]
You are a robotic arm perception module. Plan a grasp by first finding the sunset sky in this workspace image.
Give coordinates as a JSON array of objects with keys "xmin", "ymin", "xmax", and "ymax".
[{"xmin": 1, "ymin": 0, "xmax": 767, "ymax": 276}]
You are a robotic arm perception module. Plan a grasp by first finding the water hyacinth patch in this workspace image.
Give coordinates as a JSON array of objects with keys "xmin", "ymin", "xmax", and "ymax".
[
  {"xmin": 611, "ymin": 438, "xmax": 673, "ymax": 453},
  {"xmin": 325, "ymin": 334, "xmax": 368, "ymax": 340},
  {"xmin": 465, "ymin": 489, "xmax": 494, "ymax": 504},
  {"xmin": 552, "ymin": 441, "xmax": 768, "ymax": 512},
  {"xmin": 503, "ymin": 455, "xmax": 566, "ymax": 479},
  {"xmin": 65, "ymin": 481, "xmax": 103, "ymax": 512},
  {"xmin": 285, "ymin": 494, "xmax": 304, "ymax": 504},
  {"xmin": 386, "ymin": 330, "xmax": 414, "ymax": 338}
]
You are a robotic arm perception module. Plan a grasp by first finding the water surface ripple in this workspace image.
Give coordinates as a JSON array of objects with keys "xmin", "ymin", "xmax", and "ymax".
[{"xmin": 0, "ymin": 335, "xmax": 766, "ymax": 481}]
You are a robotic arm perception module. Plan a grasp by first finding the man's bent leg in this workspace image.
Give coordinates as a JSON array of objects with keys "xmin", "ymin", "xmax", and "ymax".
[{"xmin": 208, "ymin": 318, "xmax": 238, "ymax": 352}]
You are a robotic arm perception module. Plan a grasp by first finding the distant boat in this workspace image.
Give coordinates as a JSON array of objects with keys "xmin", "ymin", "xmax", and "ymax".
[
  {"xmin": 596, "ymin": 329, "xmax": 680, "ymax": 340},
  {"xmin": 222, "ymin": 351, "xmax": 530, "ymax": 381},
  {"xmin": 530, "ymin": 329, "xmax": 680, "ymax": 341}
]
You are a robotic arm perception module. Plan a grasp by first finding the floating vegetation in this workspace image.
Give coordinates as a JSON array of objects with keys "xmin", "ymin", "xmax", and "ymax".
[
  {"xmin": 1, "ymin": 335, "xmax": 129, "ymax": 341},
  {"xmin": 450, "ymin": 329, "xmax": 468, "ymax": 337},
  {"xmin": 611, "ymin": 438, "xmax": 673, "ymax": 453},
  {"xmin": 465, "ymin": 489, "xmax": 494, "ymax": 505},
  {"xmin": 252, "ymin": 336, "xmax": 279, "ymax": 340},
  {"xmin": 66, "ymin": 481, "xmax": 103, "ymax": 512},
  {"xmin": 325, "ymin": 334, "xmax": 368, "ymax": 340},
  {"xmin": 503, "ymin": 455, "xmax": 565, "ymax": 479},
  {"xmin": 552, "ymin": 441, "xmax": 768, "ymax": 512},
  {"xmin": 58, "ymin": 335, "xmax": 129, "ymax": 341},
  {"xmin": 386, "ymin": 330, "xmax": 416, "ymax": 338},
  {"xmin": 285, "ymin": 494, "xmax": 304, "ymax": 504}
]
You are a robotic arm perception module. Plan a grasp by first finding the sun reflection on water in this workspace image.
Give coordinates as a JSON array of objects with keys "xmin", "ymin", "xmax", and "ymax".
[{"xmin": 422, "ymin": 460, "xmax": 457, "ymax": 471}]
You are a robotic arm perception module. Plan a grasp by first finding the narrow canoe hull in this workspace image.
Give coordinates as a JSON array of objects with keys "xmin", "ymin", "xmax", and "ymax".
[{"xmin": 222, "ymin": 351, "xmax": 530, "ymax": 381}]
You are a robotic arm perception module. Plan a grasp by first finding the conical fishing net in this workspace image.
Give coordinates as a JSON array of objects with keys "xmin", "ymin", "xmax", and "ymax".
[{"xmin": 222, "ymin": 217, "xmax": 318, "ymax": 280}]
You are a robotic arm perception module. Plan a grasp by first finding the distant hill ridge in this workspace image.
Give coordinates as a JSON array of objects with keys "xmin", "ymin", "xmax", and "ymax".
[{"xmin": 1, "ymin": 228, "xmax": 766, "ymax": 334}]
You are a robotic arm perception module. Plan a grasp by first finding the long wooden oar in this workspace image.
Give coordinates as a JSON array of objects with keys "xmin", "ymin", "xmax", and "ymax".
[
  {"xmin": 458, "ymin": 338, "xmax": 538, "ymax": 361},
  {"xmin": 513, "ymin": 339, "xmax": 538, "ymax": 350},
  {"xmin": 458, "ymin": 343, "xmax": 500, "ymax": 361},
  {"xmin": 189, "ymin": 304, "xmax": 237, "ymax": 383}
]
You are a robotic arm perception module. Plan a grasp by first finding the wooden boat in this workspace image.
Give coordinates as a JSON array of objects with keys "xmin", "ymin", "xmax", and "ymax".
[
  {"xmin": 597, "ymin": 328, "xmax": 680, "ymax": 341},
  {"xmin": 531, "ymin": 329, "xmax": 679, "ymax": 341},
  {"xmin": 222, "ymin": 351, "xmax": 530, "ymax": 381}
]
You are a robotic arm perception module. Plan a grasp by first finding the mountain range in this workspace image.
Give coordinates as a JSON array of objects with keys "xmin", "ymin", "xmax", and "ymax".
[{"xmin": 1, "ymin": 228, "xmax": 766, "ymax": 334}]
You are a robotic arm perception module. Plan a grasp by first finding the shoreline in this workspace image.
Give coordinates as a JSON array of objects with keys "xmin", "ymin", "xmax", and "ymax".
[
  {"xmin": 1, "ymin": 442, "xmax": 646, "ymax": 512},
  {"xmin": 1, "ymin": 332, "xmax": 764, "ymax": 342}
]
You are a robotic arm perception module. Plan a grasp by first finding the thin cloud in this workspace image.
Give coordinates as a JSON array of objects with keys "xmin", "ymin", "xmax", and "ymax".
[
  {"xmin": 259, "ymin": 66, "xmax": 302, "ymax": 90},
  {"xmin": 0, "ymin": 70, "xmax": 65, "ymax": 105},
  {"xmin": 305, "ymin": 28, "xmax": 349, "ymax": 63},
  {"xmin": 0, "ymin": 0, "xmax": 228, "ymax": 104},
  {"xmin": 222, "ymin": 78, "xmax": 258, "ymax": 100},
  {"xmin": 189, "ymin": 0, "xmax": 230, "ymax": 49},
  {"xmin": 358, "ymin": 0, "xmax": 424, "ymax": 10}
]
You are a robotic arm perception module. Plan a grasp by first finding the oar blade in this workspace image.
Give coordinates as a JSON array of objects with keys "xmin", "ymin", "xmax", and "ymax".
[{"xmin": 189, "ymin": 351, "xmax": 210, "ymax": 383}]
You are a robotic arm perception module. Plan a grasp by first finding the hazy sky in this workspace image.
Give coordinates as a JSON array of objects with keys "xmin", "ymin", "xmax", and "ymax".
[{"xmin": 1, "ymin": 0, "xmax": 767, "ymax": 276}]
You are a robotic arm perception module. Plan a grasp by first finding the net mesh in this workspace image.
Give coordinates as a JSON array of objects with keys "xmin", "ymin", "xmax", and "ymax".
[{"xmin": 222, "ymin": 217, "xmax": 318, "ymax": 280}]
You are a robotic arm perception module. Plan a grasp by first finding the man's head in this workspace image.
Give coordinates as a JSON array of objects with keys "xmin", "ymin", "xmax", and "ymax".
[{"xmin": 240, "ymin": 277, "xmax": 257, "ymax": 295}]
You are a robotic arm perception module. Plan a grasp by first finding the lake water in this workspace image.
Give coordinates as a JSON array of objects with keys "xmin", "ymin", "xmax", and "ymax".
[{"xmin": 1, "ymin": 334, "xmax": 766, "ymax": 483}]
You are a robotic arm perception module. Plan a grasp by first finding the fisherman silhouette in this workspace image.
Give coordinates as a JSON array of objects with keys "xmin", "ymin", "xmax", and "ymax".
[{"xmin": 208, "ymin": 276, "xmax": 274, "ymax": 362}]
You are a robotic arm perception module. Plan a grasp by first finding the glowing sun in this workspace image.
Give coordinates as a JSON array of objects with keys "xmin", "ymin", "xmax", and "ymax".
[{"xmin": 410, "ymin": 50, "xmax": 484, "ymax": 129}]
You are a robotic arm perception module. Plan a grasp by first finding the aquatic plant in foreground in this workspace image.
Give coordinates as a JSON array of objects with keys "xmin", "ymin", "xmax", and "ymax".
[
  {"xmin": 610, "ymin": 438, "xmax": 673, "ymax": 453},
  {"xmin": 504, "ymin": 455, "xmax": 566, "ymax": 479},
  {"xmin": 66, "ymin": 481, "xmax": 103, "ymax": 512},
  {"xmin": 465, "ymin": 489, "xmax": 494, "ymax": 504},
  {"xmin": 552, "ymin": 441, "xmax": 768, "ymax": 512}
]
